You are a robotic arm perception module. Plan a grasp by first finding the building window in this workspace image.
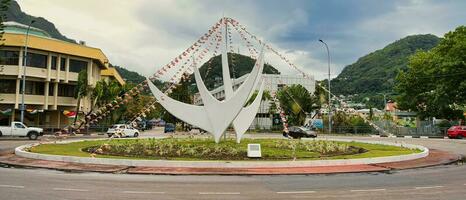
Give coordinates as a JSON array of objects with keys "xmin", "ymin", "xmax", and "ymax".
[
  {"xmin": 0, "ymin": 50, "xmax": 19, "ymax": 65},
  {"xmin": 69, "ymin": 59, "xmax": 87, "ymax": 73},
  {"xmin": 277, "ymin": 84, "xmax": 285, "ymax": 90},
  {"xmin": 26, "ymin": 52, "xmax": 47, "ymax": 68},
  {"xmin": 58, "ymin": 84, "xmax": 76, "ymax": 97},
  {"xmin": 255, "ymin": 113, "xmax": 270, "ymax": 118},
  {"xmin": 48, "ymin": 84, "xmax": 54, "ymax": 96},
  {"xmin": 19, "ymin": 81, "xmax": 45, "ymax": 95},
  {"xmin": 0, "ymin": 79, "xmax": 16, "ymax": 93},
  {"xmin": 51, "ymin": 56, "xmax": 57, "ymax": 70},
  {"xmin": 60, "ymin": 57, "xmax": 66, "ymax": 71}
]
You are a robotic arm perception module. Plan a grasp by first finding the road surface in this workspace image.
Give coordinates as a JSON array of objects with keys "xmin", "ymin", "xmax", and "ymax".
[{"xmin": 1, "ymin": 132, "xmax": 465, "ymax": 200}]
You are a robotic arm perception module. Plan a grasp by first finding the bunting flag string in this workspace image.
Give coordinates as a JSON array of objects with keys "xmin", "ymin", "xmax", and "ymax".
[
  {"xmin": 271, "ymin": 91, "xmax": 289, "ymax": 134},
  {"xmin": 228, "ymin": 18, "xmax": 257, "ymax": 59},
  {"xmin": 69, "ymin": 19, "xmax": 226, "ymax": 133}
]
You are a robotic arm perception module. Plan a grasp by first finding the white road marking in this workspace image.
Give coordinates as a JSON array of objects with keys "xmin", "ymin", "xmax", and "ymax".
[
  {"xmin": 199, "ymin": 192, "xmax": 241, "ymax": 195},
  {"xmin": 276, "ymin": 191, "xmax": 316, "ymax": 194},
  {"xmin": 53, "ymin": 188, "xmax": 89, "ymax": 192},
  {"xmin": 415, "ymin": 186, "xmax": 444, "ymax": 190},
  {"xmin": 122, "ymin": 191, "xmax": 165, "ymax": 194},
  {"xmin": 0, "ymin": 184, "xmax": 25, "ymax": 189},
  {"xmin": 350, "ymin": 189, "xmax": 386, "ymax": 192}
]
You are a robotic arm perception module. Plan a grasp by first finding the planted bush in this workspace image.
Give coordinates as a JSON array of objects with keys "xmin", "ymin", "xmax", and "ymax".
[{"xmin": 85, "ymin": 138, "xmax": 363, "ymax": 160}]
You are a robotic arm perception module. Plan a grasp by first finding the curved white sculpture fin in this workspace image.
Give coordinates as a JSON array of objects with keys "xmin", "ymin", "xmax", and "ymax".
[
  {"xmin": 229, "ymin": 47, "xmax": 266, "ymax": 143},
  {"xmin": 146, "ymin": 79, "xmax": 213, "ymax": 133},
  {"xmin": 233, "ymin": 79, "xmax": 265, "ymax": 143},
  {"xmin": 222, "ymin": 24, "xmax": 234, "ymax": 98}
]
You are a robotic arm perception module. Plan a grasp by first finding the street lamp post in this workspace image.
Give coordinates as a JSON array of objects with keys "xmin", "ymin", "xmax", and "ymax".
[
  {"xmin": 20, "ymin": 20, "xmax": 35, "ymax": 123},
  {"xmin": 319, "ymin": 39, "xmax": 331, "ymax": 134}
]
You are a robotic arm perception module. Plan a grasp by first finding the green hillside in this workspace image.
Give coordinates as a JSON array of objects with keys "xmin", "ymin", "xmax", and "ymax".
[
  {"xmin": 331, "ymin": 34, "xmax": 440, "ymax": 97},
  {"xmin": 189, "ymin": 53, "xmax": 280, "ymax": 90},
  {"xmin": 113, "ymin": 65, "xmax": 146, "ymax": 84}
]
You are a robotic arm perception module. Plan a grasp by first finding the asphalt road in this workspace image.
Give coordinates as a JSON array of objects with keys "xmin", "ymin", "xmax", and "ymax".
[{"xmin": 1, "ymin": 132, "xmax": 466, "ymax": 200}]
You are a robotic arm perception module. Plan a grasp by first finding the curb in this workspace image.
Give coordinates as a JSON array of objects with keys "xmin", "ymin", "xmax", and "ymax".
[
  {"xmin": 376, "ymin": 135, "xmax": 449, "ymax": 139},
  {"xmin": 1, "ymin": 149, "xmax": 459, "ymax": 175}
]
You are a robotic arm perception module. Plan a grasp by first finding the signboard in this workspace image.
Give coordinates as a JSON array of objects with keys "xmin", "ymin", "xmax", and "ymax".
[
  {"xmin": 247, "ymin": 144, "xmax": 262, "ymax": 158},
  {"xmin": 312, "ymin": 119, "xmax": 324, "ymax": 129}
]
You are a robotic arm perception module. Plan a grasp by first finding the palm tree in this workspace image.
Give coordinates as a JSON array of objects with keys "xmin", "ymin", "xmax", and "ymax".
[{"xmin": 73, "ymin": 70, "xmax": 90, "ymax": 126}]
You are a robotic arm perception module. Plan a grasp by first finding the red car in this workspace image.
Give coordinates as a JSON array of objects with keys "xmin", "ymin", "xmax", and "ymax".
[{"xmin": 447, "ymin": 126, "xmax": 466, "ymax": 139}]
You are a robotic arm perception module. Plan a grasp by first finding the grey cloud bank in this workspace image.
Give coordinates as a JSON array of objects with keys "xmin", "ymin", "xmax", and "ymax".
[{"xmin": 19, "ymin": 0, "xmax": 466, "ymax": 80}]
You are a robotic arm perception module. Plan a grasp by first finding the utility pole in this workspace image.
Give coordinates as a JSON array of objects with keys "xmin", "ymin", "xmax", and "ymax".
[
  {"xmin": 20, "ymin": 19, "xmax": 35, "ymax": 123},
  {"xmin": 319, "ymin": 39, "xmax": 331, "ymax": 134}
]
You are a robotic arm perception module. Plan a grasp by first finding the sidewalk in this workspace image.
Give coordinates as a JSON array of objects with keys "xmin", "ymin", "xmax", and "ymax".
[{"xmin": 0, "ymin": 149, "xmax": 460, "ymax": 175}]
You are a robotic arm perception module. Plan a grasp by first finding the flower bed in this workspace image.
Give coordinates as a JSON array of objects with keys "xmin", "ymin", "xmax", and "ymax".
[{"xmin": 29, "ymin": 138, "xmax": 420, "ymax": 161}]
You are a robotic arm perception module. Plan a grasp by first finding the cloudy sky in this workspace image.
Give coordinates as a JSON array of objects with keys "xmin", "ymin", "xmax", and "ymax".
[{"xmin": 18, "ymin": 0, "xmax": 466, "ymax": 80}]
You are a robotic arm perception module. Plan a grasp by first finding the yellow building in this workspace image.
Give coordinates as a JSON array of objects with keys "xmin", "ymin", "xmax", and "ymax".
[
  {"xmin": 101, "ymin": 65, "xmax": 125, "ymax": 86},
  {"xmin": 0, "ymin": 22, "xmax": 124, "ymax": 128}
]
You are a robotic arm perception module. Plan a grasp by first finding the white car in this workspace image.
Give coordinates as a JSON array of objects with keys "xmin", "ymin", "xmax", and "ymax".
[
  {"xmin": 106, "ymin": 124, "xmax": 139, "ymax": 138},
  {"xmin": 0, "ymin": 121, "xmax": 44, "ymax": 140}
]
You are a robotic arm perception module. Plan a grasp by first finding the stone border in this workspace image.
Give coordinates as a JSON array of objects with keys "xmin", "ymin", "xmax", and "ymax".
[{"xmin": 15, "ymin": 138, "xmax": 429, "ymax": 168}]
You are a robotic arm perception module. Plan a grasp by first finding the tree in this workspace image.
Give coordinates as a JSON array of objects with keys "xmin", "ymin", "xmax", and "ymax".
[
  {"xmin": 92, "ymin": 79, "xmax": 122, "ymax": 108},
  {"xmin": 163, "ymin": 73, "xmax": 192, "ymax": 130},
  {"xmin": 276, "ymin": 85, "xmax": 315, "ymax": 126},
  {"xmin": 0, "ymin": 0, "xmax": 10, "ymax": 45},
  {"xmin": 245, "ymin": 90, "xmax": 271, "ymax": 106},
  {"xmin": 73, "ymin": 70, "xmax": 90, "ymax": 125},
  {"xmin": 396, "ymin": 26, "xmax": 466, "ymax": 120}
]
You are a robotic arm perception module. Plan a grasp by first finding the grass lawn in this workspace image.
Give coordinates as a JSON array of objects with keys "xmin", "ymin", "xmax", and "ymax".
[{"xmin": 29, "ymin": 138, "xmax": 421, "ymax": 161}]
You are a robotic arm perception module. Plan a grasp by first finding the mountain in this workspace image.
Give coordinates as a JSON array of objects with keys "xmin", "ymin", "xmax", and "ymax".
[
  {"xmin": 189, "ymin": 53, "xmax": 280, "ymax": 90},
  {"xmin": 5, "ymin": 0, "xmax": 76, "ymax": 43},
  {"xmin": 331, "ymin": 34, "xmax": 440, "ymax": 97},
  {"xmin": 113, "ymin": 65, "xmax": 146, "ymax": 84}
]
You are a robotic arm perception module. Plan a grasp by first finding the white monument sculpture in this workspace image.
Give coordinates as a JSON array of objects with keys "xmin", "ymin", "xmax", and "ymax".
[{"xmin": 146, "ymin": 26, "xmax": 265, "ymax": 143}]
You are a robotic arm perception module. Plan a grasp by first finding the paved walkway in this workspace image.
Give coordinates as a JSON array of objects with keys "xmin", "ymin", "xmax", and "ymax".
[{"xmin": 0, "ymin": 149, "xmax": 459, "ymax": 175}]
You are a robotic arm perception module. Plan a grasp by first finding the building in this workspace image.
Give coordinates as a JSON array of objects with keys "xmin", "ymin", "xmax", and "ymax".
[
  {"xmin": 0, "ymin": 22, "xmax": 123, "ymax": 128},
  {"xmin": 101, "ymin": 65, "xmax": 125, "ymax": 86},
  {"xmin": 193, "ymin": 74, "xmax": 315, "ymax": 129}
]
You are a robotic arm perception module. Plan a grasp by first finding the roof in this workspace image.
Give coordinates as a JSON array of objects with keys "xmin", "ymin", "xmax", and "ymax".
[
  {"xmin": 101, "ymin": 66, "xmax": 126, "ymax": 85},
  {"xmin": 3, "ymin": 21, "xmax": 51, "ymax": 38},
  {"xmin": 2, "ymin": 32, "xmax": 109, "ymax": 69}
]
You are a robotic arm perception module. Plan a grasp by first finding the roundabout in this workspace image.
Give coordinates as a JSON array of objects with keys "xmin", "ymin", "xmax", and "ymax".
[{"xmin": 3, "ymin": 136, "xmax": 450, "ymax": 175}]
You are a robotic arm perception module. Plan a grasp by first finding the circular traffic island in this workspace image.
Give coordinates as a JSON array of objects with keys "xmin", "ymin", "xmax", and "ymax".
[
  {"xmin": 28, "ymin": 138, "xmax": 421, "ymax": 161},
  {"xmin": 8, "ymin": 137, "xmax": 442, "ymax": 174}
]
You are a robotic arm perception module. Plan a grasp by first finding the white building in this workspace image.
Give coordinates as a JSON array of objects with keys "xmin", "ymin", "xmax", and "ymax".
[{"xmin": 193, "ymin": 74, "xmax": 315, "ymax": 129}]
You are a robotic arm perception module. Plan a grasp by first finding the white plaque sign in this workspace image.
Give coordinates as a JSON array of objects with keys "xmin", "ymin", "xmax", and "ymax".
[{"xmin": 247, "ymin": 144, "xmax": 262, "ymax": 158}]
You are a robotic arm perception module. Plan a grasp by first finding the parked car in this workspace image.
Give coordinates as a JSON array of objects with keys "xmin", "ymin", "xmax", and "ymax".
[
  {"xmin": 107, "ymin": 124, "xmax": 139, "ymax": 138},
  {"xmin": 0, "ymin": 121, "xmax": 43, "ymax": 140},
  {"xmin": 136, "ymin": 121, "xmax": 147, "ymax": 131},
  {"xmin": 283, "ymin": 126, "xmax": 317, "ymax": 139},
  {"xmin": 164, "ymin": 123, "xmax": 175, "ymax": 133},
  {"xmin": 447, "ymin": 126, "xmax": 466, "ymax": 139},
  {"xmin": 187, "ymin": 125, "xmax": 207, "ymax": 133}
]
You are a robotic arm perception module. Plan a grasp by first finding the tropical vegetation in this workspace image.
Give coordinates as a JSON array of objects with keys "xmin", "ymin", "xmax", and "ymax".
[
  {"xmin": 276, "ymin": 84, "xmax": 317, "ymax": 126},
  {"xmin": 330, "ymin": 34, "xmax": 441, "ymax": 108},
  {"xmin": 396, "ymin": 26, "xmax": 466, "ymax": 120}
]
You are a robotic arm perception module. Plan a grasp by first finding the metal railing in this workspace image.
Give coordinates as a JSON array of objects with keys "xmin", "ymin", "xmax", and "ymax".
[
  {"xmin": 372, "ymin": 120, "xmax": 447, "ymax": 137},
  {"xmin": 28, "ymin": 125, "xmax": 111, "ymax": 135}
]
